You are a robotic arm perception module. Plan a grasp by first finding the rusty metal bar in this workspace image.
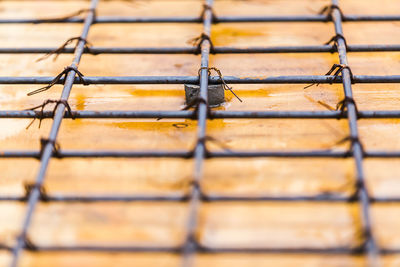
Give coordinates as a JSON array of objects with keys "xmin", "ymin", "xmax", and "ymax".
[
  {"xmin": 181, "ymin": 0, "xmax": 214, "ymax": 266},
  {"xmin": 2, "ymin": 110, "xmax": 400, "ymax": 119},
  {"xmin": 329, "ymin": 1, "xmax": 380, "ymax": 266},
  {"xmin": 0, "ymin": 44, "xmax": 400, "ymax": 54},
  {"xmin": 1, "ymin": 14, "xmax": 400, "ymax": 24},
  {"xmin": 9, "ymin": 1, "xmax": 99, "ymax": 266},
  {"xmin": 1, "ymin": 75, "xmax": 400, "ymax": 84}
]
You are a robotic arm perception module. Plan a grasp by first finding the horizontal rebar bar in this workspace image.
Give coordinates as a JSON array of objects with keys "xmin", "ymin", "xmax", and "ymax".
[
  {"xmin": 1, "ymin": 44, "xmax": 400, "ymax": 54},
  {"xmin": 1, "ymin": 150, "xmax": 400, "ymax": 159},
  {"xmin": 0, "ymin": 243, "xmax": 398, "ymax": 255},
  {"xmin": 2, "ymin": 110, "xmax": 400, "ymax": 119},
  {"xmin": 2, "ymin": 75, "xmax": 400, "ymax": 84},
  {"xmin": 2, "ymin": 193, "xmax": 400, "ymax": 203},
  {"xmin": 1, "ymin": 15, "xmax": 400, "ymax": 24}
]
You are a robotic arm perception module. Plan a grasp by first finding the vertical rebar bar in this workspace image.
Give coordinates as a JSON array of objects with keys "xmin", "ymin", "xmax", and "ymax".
[
  {"xmin": 181, "ymin": 0, "xmax": 214, "ymax": 266},
  {"xmin": 330, "ymin": 1, "xmax": 380, "ymax": 266},
  {"xmin": 9, "ymin": 1, "xmax": 99, "ymax": 266}
]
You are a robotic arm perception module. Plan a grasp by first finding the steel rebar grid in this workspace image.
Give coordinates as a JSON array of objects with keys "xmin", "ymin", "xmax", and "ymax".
[
  {"xmin": 181, "ymin": 0, "xmax": 214, "ymax": 266},
  {"xmin": 9, "ymin": 1, "xmax": 99, "ymax": 266},
  {"xmin": 329, "ymin": 1, "xmax": 380, "ymax": 266},
  {"xmin": 0, "ymin": 1, "xmax": 398, "ymax": 265}
]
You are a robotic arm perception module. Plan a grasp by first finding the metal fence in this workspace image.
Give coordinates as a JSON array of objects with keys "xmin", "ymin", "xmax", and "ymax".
[{"xmin": 1, "ymin": 0, "xmax": 399, "ymax": 266}]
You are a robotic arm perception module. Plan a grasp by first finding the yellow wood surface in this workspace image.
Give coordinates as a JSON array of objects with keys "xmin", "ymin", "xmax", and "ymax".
[{"xmin": 1, "ymin": 0, "xmax": 400, "ymax": 266}]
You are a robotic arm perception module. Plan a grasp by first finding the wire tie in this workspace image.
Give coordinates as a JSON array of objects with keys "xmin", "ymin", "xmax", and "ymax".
[
  {"xmin": 194, "ymin": 135, "xmax": 232, "ymax": 158},
  {"xmin": 37, "ymin": 36, "xmax": 95, "ymax": 62},
  {"xmin": 336, "ymin": 95, "xmax": 359, "ymax": 118},
  {"xmin": 304, "ymin": 63, "xmax": 354, "ymax": 89},
  {"xmin": 324, "ymin": 33, "xmax": 348, "ymax": 53},
  {"xmin": 184, "ymin": 233, "xmax": 201, "ymax": 251},
  {"xmin": 24, "ymin": 182, "xmax": 49, "ymax": 202},
  {"xmin": 318, "ymin": 4, "xmax": 345, "ymax": 21},
  {"xmin": 351, "ymin": 226, "xmax": 374, "ymax": 256},
  {"xmin": 188, "ymin": 179, "xmax": 209, "ymax": 201},
  {"xmin": 354, "ymin": 179, "xmax": 365, "ymax": 193},
  {"xmin": 190, "ymin": 180, "xmax": 201, "ymax": 191},
  {"xmin": 19, "ymin": 234, "xmax": 38, "ymax": 251},
  {"xmin": 187, "ymin": 33, "xmax": 215, "ymax": 54},
  {"xmin": 182, "ymin": 96, "xmax": 211, "ymax": 119},
  {"xmin": 313, "ymin": 99, "xmax": 349, "ymax": 120},
  {"xmin": 199, "ymin": 4, "xmax": 218, "ymax": 23},
  {"xmin": 25, "ymin": 99, "xmax": 75, "ymax": 129},
  {"xmin": 198, "ymin": 136, "xmax": 231, "ymax": 151},
  {"xmin": 362, "ymin": 226, "xmax": 373, "ymax": 242},
  {"xmin": 34, "ymin": 8, "xmax": 96, "ymax": 24},
  {"xmin": 335, "ymin": 135, "xmax": 365, "ymax": 157},
  {"xmin": 199, "ymin": 67, "xmax": 242, "ymax": 102},
  {"xmin": 350, "ymin": 182, "xmax": 372, "ymax": 250},
  {"xmin": 27, "ymin": 66, "xmax": 88, "ymax": 96},
  {"xmin": 40, "ymin": 138, "xmax": 61, "ymax": 158}
]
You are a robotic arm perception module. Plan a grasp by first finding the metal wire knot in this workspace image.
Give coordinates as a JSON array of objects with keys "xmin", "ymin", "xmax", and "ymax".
[
  {"xmin": 24, "ymin": 183, "xmax": 49, "ymax": 202},
  {"xmin": 182, "ymin": 96, "xmax": 212, "ymax": 119},
  {"xmin": 27, "ymin": 66, "xmax": 88, "ymax": 96},
  {"xmin": 37, "ymin": 36, "xmax": 96, "ymax": 62},
  {"xmin": 349, "ymin": 177, "xmax": 372, "ymax": 251},
  {"xmin": 34, "ymin": 8, "xmax": 97, "ymax": 24},
  {"xmin": 188, "ymin": 33, "xmax": 215, "ymax": 54},
  {"xmin": 336, "ymin": 135, "xmax": 365, "ymax": 157},
  {"xmin": 40, "ymin": 138, "xmax": 61, "ymax": 158},
  {"xmin": 199, "ymin": 67, "xmax": 242, "ymax": 102},
  {"xmin": 319, "ymin": 4, "xmax": 345, "ymax": 21},
  {"xmin": 325, "ymin": 33, "xmax": 348, "ymax": 53},
  {"xmin": 200, "ymin": 4, "xmax": 218, "ymax": 23},
  {"xmin": 17, "ymin": 234, "xmax": 38, "ymax": 251},
  {"xmin": 25, "ymin": 99, "xmax": 75, "ymax": 129},
  {"xmin": 304, "ymin": 63, "xmax": 354, "ymax": 89},
  {"xmin": 195, "ymin": 135, "xmax": 232, "ymax": 158},
  {"xmin": 357, "ymin": 215, "xmax": 373, "ymax": 248},
  {"xmin": 336, "ymin": 95, "xmax": 359, "ymax": 117},
  {"xmin": 188, "ymin": 180, "xmax": 209, "ymax": 201}
]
